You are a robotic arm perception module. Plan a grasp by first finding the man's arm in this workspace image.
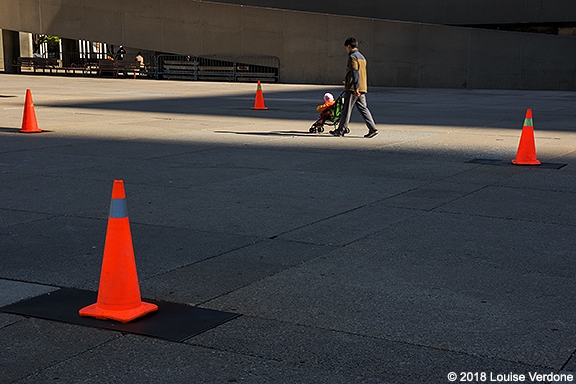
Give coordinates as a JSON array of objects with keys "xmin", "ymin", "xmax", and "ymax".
[{"xmin": 350, "ymin": 56, "xmax": 361, "ymax": 96}]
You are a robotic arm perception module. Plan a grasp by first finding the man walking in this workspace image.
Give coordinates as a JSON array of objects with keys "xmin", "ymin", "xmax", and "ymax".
[{"xmin": 330, "ymin": 37, "xmax": 378, "ymax": 138}]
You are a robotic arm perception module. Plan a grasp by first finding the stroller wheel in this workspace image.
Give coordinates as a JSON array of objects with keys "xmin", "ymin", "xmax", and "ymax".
[
  {"xmin": 318, "ymin": 126, "xmax": 324, "ymax": 133},
  {"xmin": 309, "ymin": 126, "xmax": 317, "ymax": 133}
]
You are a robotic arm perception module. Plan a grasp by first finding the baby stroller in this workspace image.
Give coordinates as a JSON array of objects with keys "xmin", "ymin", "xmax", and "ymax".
[{"xmin": 309, "ymin": 92, "xmax": 345, "ymax": 133}]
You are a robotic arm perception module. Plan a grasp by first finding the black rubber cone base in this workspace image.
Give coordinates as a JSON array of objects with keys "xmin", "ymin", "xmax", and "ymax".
[
  {"xmin": 0, "ymin": 288, "xmax": 240, "ymax": 342},
  {"xmin": 466, "ymin": 158, "xmax": 567, "ymax": 169}
]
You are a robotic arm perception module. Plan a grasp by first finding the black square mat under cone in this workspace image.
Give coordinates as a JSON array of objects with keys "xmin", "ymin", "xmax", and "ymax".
[
  {"xmin": 0, "ymin": 288, "xmax": 240, "ymax": 342},
  {"xmin": 466, "ymin": 158, "xmax": 567, "ymax": 169}
]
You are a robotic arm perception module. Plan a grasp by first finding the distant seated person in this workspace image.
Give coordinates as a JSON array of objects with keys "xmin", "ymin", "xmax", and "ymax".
[
  {"xmin": 116, "ymin": 45, "xmax": 126, "ymax": 60},
  {"xmin": 135, "ymin": 52, "xmax": 145, "ymax": 69},
  {"xmin": 316, "ymin": 92, "xmax": 335, "ymax": 120}
]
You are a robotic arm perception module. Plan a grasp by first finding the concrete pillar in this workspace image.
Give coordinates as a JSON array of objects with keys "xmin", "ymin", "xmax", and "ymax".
[
  {"xmin": 0, "ymin": 29, "xmax": 4, "ymax": 72},
  {"xmin": 19, "ymin": 32, "xmax": 33, "ymax": 57},
  {"xmin": 2, "ymin": 29, "xmax": 20, "ymax": 73}
]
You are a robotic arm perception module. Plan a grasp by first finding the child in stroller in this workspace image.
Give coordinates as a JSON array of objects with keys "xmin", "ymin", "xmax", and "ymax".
[{"xmin": 309, "ymin": 92, "xmax": 344, "ymax": 133}]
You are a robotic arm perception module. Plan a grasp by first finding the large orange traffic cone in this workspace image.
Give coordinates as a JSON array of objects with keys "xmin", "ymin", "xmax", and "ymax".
[
  {"xmin": 252, "ymin": 80, "xmax": 268, "ymax": 110},
  {"xmin": 19, "ymin": 89, "xmax": 42, "ymax": 133},
  {"xmin": 79, "ymin": 180, "xmax": 158, "ymax": 323},
  {"xmin": 512, "ymin": 109, "xmax": 541, "ymax": 165}
]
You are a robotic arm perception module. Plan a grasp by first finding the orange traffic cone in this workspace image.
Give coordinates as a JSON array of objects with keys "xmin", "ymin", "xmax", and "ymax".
[
  {"xmin": 512, "ymin": 109, "xmax": 541, "ymax": 165},
  {"xmin": 79, "ymin": 180, "xmax": 158, "ymax": 323},
  {"xmin": 19, "ymin": 89, "xmax": 42, "ymax": 133},
  {"xmin": 252, "ymin": 80, "xmax": 268, "ymax": 110}
]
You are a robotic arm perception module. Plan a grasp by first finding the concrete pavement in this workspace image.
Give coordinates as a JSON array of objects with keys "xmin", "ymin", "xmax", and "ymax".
[{"xmin": 2, "ymin": 74, "xmax": 576, "ymax": 383}]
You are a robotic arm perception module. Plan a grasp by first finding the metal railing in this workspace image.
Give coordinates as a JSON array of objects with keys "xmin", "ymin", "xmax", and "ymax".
[
  {"xmin": 155, "ymin": 54, "xmax": 197, "ymax": 80},
  {"xmin": 152, "ymin": 54, "xmax": 279, "ymax": 82},
  {"xmin": 15, "ymin": 52, "xmax": 280, "ymax": 82},
  {"xmin": 234, "ymin": 55, "xmax": 280, "ymax": 82}
]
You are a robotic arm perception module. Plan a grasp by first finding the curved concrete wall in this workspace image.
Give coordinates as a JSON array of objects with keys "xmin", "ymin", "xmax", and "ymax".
[{"xmin": 2, "ymin": 0, "xmax": 576, "ymax": 90}]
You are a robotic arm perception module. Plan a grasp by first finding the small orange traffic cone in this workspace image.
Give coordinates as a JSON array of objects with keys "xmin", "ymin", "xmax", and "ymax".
[
  {"xmin": 512, "ymin": 109, "xmax": 541, "ymax": 165},
  {"xmin": 79, "ymin": 180, "xmax": 158, "ymax": 323},
  {"xmin": 252, "ymin": 80, "xmax": 268, "ymax": 110},
  {"xmin": 19, "ymin": 89, "xmax": 42, "ymax": 133}
]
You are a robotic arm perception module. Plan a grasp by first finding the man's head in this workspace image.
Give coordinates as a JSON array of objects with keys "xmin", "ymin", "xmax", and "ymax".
[{"xmin": 344, "ymin": 37, "xmax": 358, "ymax": 52}]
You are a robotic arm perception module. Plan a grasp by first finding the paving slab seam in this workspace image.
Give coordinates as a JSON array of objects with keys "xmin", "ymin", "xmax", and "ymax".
[
  {"xmin": 432, "ymin": 208, "xmax": 576, "ymax": 228},
  {"xmin": 267, "ymin": 208, "xmax": 421, "ymax": 249},
  {"xmin": 7, "ymin": 320, "xmax": 388, "ymax": 384},
  {"xmin": 192, "ymin": 314, "xmax": 556, "ymax": 373},
  {"xmin": 559, "ymin": 349, "xmax": 576, "ymax": 372},
  {"xmin": 267, "ymin": 163, "xmax": 505, "ymax": 246},
  {"xmin": 181, "ymin": 340, "xmax": 403, "ymax": 383},
  {"xmin": 0, "ymin": 314, "xmax": 27, "ymax": 330},
  {"xmin": 190, "ymin": 243, "xmax": 339, "ymax": 307},
  {"xmin": 12, "ymin": 331, "xmax": 123, "ymax": 384},
  {"xmin": 184, "ymin": 339, "xmax": 301, "ymax": 364},
  {"xmin": 126, "ymin": 219, "xmax": 265, "ymax": 241},
  {"xmin": 0, "ymin": 208, "xmax": 105, "ymax": 225},
  {"xmin": 139, "ymin": 239, "xmax": 268, "ymax": 282},
  {"xmin": 488, "ymin": 182, "xmax": 576, "ymax": 195},
  {"xmin": 414, "ymin": 163, "xmax": 563, "ymax": 212},
  {"xmin": 267, "ymin": 193, "xmax": 428, "ymax": 243},
  {"xmin": 0, "ymin": 276, "xmax": 59, "ymax": 286},
  {"xmin": 145, "ymin": 146, "xmax": 230, "ymax": 161},
  {"xmin": 423, "ymin": 185, "xmax": 494, "ymax": 213},
  {"xmin": 124, "ymin": 336, "xmax": 392, "ymax": 384},
  {"xmin": 0, "ymin": 209, "xmax": 59, "ymax": 222},
  {"xmin": 265, "ymin": 182, "xmax": 481, "ymax": 246}
]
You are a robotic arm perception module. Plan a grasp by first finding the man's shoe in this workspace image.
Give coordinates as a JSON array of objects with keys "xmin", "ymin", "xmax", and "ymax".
[
  {"xmin": 364, "ymin": 130, "xmax": 378, "ymax": 138},
  {"xmin": 329, "ymin": 129, "xmax": 343, "ymax": 137}
]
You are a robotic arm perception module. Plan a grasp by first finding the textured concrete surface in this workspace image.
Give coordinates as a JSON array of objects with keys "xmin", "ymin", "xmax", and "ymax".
[{"xmin": 2, "ymin": 74, "xmax": 576, "ymax": 383}]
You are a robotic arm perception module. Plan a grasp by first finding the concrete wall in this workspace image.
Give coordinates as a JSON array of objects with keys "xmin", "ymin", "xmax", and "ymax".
[
  {"xmin": 2, "ymin": 0, "xmax": 576, "ymax": 90},
  {"xmin": 211, "ymin": 0, "xmax": 576, "ymax": 25}
]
